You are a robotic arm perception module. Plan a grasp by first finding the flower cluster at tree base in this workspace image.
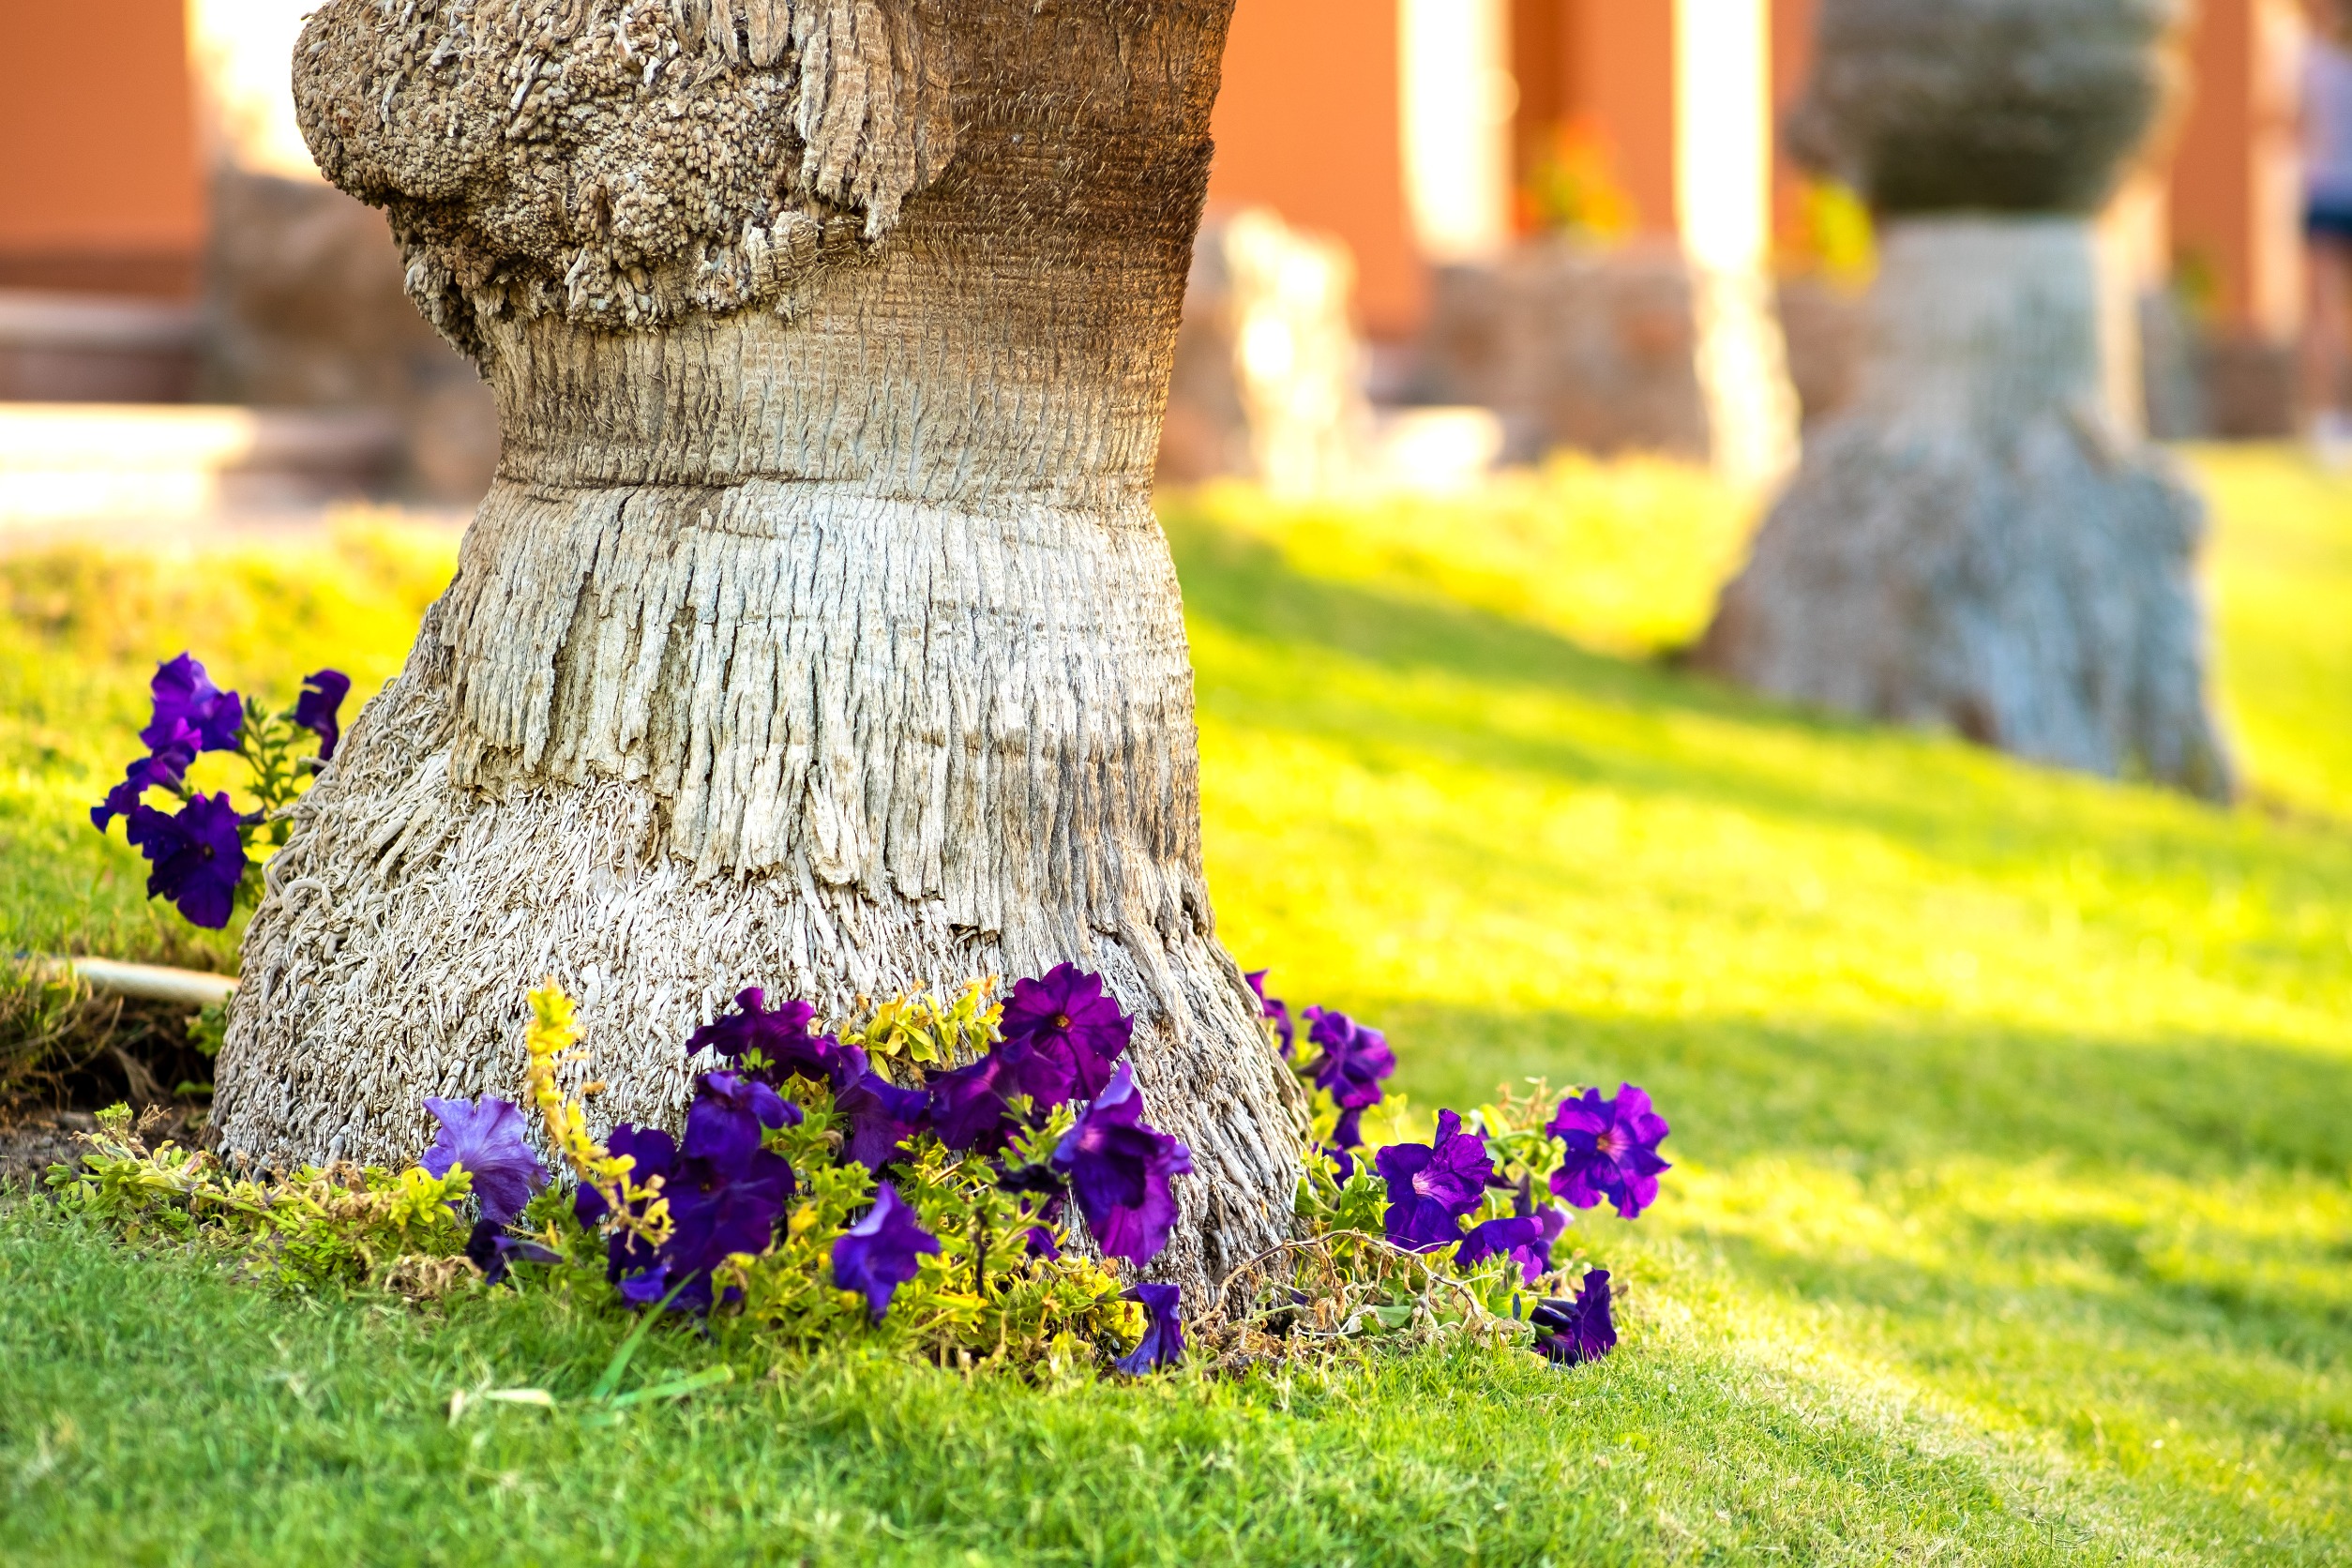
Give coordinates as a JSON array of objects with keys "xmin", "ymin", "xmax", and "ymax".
[{"xmin": 52, "ymin": 966, "xmax": 1669, "ymax": 1385}]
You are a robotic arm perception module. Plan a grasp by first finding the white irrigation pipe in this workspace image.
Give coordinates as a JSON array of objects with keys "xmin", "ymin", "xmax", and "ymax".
[{"xmin": 27, "ymin": 957, "xmax": 238, "ymax": 1011}]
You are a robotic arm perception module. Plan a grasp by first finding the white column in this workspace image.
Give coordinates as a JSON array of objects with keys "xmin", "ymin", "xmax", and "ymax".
[
  {"xmin": 185, "ymin": 0, "xmax": 324, "ymax": 180},
  {"xmin": 1400, "ymin": 0, "xmax": 1515, "ymax": 264},
  {"xmin": 1676, "ymin": 0, "xmax": 1802, "ymax": 489}
]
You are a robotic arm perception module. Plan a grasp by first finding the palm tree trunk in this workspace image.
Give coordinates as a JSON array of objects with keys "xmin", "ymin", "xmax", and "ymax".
[
  {"xmin": 212, "ymin": 0, "xmax": 1307, "ymax": 1288},
  {"xmin": 1701, "ymin": 0, "xmax": 2228, "ymax": 798}
]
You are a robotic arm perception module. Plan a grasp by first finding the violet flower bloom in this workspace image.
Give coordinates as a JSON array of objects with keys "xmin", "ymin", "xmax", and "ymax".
[
  {"xmin": 1373, "ymin": 1109, "xmax": 1496, "ymax": 1251},
  {"xmin": 1457, "ymin": 1206, "xmax": 1569, "ymax": 1286},
  {"xmin": 1303, "ymin": 1007, "xmax": 1395, "ymax": 1118},
  {"xmin": 419, "ymin": 1094, "xmax": 550, "ymax": 1227},
  {"xmin": 125, "ymin": 792, "xmax": 249, "ymax": 929},
  {"xmin": 91, "ymin": 733, "xmax": 196, "ymax": 830},
  {"xmin": 688, "ymin": 988, "xmax": 852, "ymax": 1089},
  {"xmin": 464, "ymin": 1217, "xmax": 562, "ymax": 1287},
  {"xmin": 293, "ymin": 669, "xmax": 352, "ymax": 761},
  {"xmin": 831, "ymin": 1182, "xmax": 942, "ymax": 1320},
  {"xmin": 1114, "ymin": 1282, "xmax": 1185, "ymax": 1375},
  {"xmin": 835, "ymin": 1069, "xmax": 931, "ymax": 1169},
  {"xmin": 1052, "ymin": 1063, "xmax": 1194, "ymax": 1266},
  {"xmin": 1547, "ymin": 1085, "xmax": 1671, "ymax": 1219},
  {"xmin": 1245, "ymin": 970, "xmax": 1295, "ymax": 1058},
  {"xmin": 656, "ymin": 1136, "xmax": 796, "ymax": 1311},
  {"xmin": 684, "ymin": 1070, "xmax": 800, "ymax": 1169},
  {"xmin": 143, "ymin": 653, "xmax": 244, "ymax": 755},
  {"xmin": 1324, "ymin": 1143, "xmax": 1358, "ymax": 1184},
  {"xmin": 575, "ymin": 1123, "xmax": 677, "ymax": 1292},
  {"xmin": 925, "ymin": 1051, "xmax": 1020, "ymax": 1154},
  {"xmin": 998, "ymin": 964, "xmax": 1133, "ymax": 1108},
  {"xmin": 1530, "ymin": 1269, "xmax": 1616, "ymax": 1366}
]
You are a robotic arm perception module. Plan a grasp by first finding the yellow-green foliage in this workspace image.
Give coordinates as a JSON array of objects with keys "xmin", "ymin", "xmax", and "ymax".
[{"xmin": 48, "ymin": 1105, "xmax": 474, "ymax": 1289}]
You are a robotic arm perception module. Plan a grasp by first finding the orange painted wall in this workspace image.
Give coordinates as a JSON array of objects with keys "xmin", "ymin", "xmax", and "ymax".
[
  {"xmin": 2168, "ymin": 0, "xmax": 2301, "ymax": 337},
  {"xmin": 0, "ymin": 0, "xmax": 204, "ymax": 294},
  {"xmin": 1565, "ymin": 0, "xmax": 1678, "ymax": 236},
  {"xmin": 1209, "ymin": 0, "xmax": 1424, "ymax": 336},
  {"xmin": 1770, "ymin": 0, "xmax": 1819, "ymax": 238}
]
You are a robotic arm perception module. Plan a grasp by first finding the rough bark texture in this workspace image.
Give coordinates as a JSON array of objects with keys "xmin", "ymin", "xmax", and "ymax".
[
  {"xmin": 1703, "ymin": 0, "xmax": 2230, "ymax": 799},
  {"xmin": 1786, "ymin": 0, "xmax": 2186, "ymax": 216},
  {"xmin": 212, "ymin": 0, "xmax": 1309, "ymax": 1292}
]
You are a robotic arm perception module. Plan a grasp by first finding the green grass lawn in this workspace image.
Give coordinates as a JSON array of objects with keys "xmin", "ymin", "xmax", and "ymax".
[{"xmin": 3, "ymin": 455, "xmax": 2350, "ymax": 1564}]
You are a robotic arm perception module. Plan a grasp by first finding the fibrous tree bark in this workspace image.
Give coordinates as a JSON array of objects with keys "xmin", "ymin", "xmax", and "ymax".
[
  {"xmin": 211, "ymin": 0, "xmax": 1307, "ymax": 1289},
  {"xmin": 1699, "ymin": 0, "xmax": 2233, "ymax": 799}
]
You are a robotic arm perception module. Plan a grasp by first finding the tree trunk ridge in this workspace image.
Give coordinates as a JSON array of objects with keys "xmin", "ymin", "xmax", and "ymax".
[{"xmin": 216, "ymin": 0, "xmax": 1309, "ymax": 1290}]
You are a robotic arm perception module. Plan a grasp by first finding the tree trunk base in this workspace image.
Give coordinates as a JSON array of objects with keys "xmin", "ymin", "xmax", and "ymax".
[
  {"xmin": 218, "ymin": 537, "xmax": 1307, "ymax": 1293},
  {"xmin": 1699, "ymin": 217, "xmax": 2233, "ymax": 800}
]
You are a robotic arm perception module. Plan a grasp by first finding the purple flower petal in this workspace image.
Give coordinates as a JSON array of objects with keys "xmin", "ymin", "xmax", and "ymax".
[
  {"xmin": 124, "ymin": 792, "xmax": 248, "ymax": 929},
  {"xmin": 998, "ymin": 964, "xmax": 1133, "ymax": 1108},
  {"xmin": 687, "ymin": 988, "xmax": 854, "ymax": 1090},
  {"xmin": 683, "ymin": 1069, "xmax": 801, "ymax": 1169},
  {"xmin": 654, "ymin": 1137, "xmax": 795, "ymax": 1310},
  {"xmin": 926, "ymin": 1051, "xmax": 1021, "ymax": 1154},
  {"xmin": 1373, "ymin": 1109, "xmax": 1495, "ymax": 1251},
  {"xmin": 294, "ymin": 669, "xmax": 352, "ymax": 761},
  {"xmin": 835, "ymin": 1070, "xmax": 931, "ymax": 1169},
  {"xmin": 1051, "ymin": 1063, "xmax": 1193, "ymax": 1266},
  {"xmin": 1114, "ymin": 1282, "xmax": 1185, "ymax": 1374},
  {"xmin": 831, "ymin": 1182, "xmax": 942, "ymax": 1320},
  {"xmin": 1546, "ymin": 1085, "xmax": 1672, "ymax": 1219},
  {"xmin": 143, "ymin": 654, "xmax": 243, "ymax": 754},
  {"xmin": 91, "ymin": 733, "xmax": 195, "ymax": 830},
  {"xmin": 1530, "ymin": 1269, "xmax": 1617, "ymax": 1365},
  {"xmin": 1458, "ymin": 1205, "xmax": 1568, "ymax": 1285},
  {"xmin": 1303, "ymin": 1007, "xmax": 1395, "ymax": 1111},
  {"xmin": 1246, "ymin": 970, "xmax": 1296, "ymax": 1057},
  {"xmin": 465, "ymin": 1216, "xmax": 562, "ymax": 1287},
  {"xmin": 419, "ymin": 1096, "xmax": 550, "ymax": 1228}
]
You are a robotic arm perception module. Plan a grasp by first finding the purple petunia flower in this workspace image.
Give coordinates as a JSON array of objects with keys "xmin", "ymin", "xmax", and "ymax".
[
  {"xmin": 834, "ymin": 1070, "xmax": 931, "ymax": 1169},
  {"xmin": 656, "ymin": 1136, "xmax": 796, "ymax": 1311},
  {"xmin": 1547, "ymin": 1085, "xmax": 1671, "ymax": 1219},
  {"xmin": 831, "ymin": 1181, "xmax": 942, "ymax": 1320},
  {"xmin": 1052, "ymin": 1063, "xmax": 1194, "ymax": 1266},
  {"xmin": 1303, "ymin": 1006, "xmax": 1395, "ymax": 1118},
  {"xmin": 1114, "ymin": 1282, "xmax": 1186, "ymax": 1374},
  {"xmin": 124, "ymin": 792, "xmax": 249, "ymax": 929},
  {"xmin": 464, "ymin": 1217, "xmax": 562, "ymax": 1287},
  {"xmin": 91, "ymin": 731, "xmax": 196, "ymax": 831},
  {"xmin": 684, "ymin": 1069, "xmax": 801, "ymax": 1169},
  {"xmin": 419, "ymin": 1095, "xmax": 550, "ymax": 1227},
  {"xmin": 294, "ymin": 669, "xmax": 352, "ymax": 761},
  {"xmin": 1325, "ymin": 1143, "xmax": 1358, "ymax": 1184},
  {"xmin": 1245, "ymin": 970, "xmax": 1296, "ymax": 1058},
  {"xmin": 688, "ymin": 988, "xmax": 854, "ymax": 1090},
  {"xmin": 1530, "ymin": 1269, "xmax": 1617, "ymax": 1365},
  {"xmin": 924, "ymin": 1050, "xmax": 1021, "ymax": 1153},
  {"xmin": 1373, "ymin": 1109, "xmax": 1496, "ymax": 1251},
  {"xmin": 1457, "ymin": 1205, "xmax": 1569, "ymax": 1285},
  {"xmin": 575, "ymin": 1123, "xmax": 676, "ymax": 1289},
  {"xmin": 143, "ymin": 653, "xmax": 244, "ymax": 755},
  {"xmin": 997, "ymin": 964, "xmax": 1133, "ymax": 1109}
]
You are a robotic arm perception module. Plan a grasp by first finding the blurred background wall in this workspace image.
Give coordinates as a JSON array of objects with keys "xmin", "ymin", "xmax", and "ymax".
[{"xmin": 0, "ymin": 0, "xmax": 2315, "ymax": 520}]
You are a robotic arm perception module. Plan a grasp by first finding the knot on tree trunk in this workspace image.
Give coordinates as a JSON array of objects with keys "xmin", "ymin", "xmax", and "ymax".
[
  {"xmin": 1787, "ymin": 0, "xmax": 2188, "ymax": 215},
  {"xmin": 294, "ymin": 0, "xmax": 957, "ymax": 354}
]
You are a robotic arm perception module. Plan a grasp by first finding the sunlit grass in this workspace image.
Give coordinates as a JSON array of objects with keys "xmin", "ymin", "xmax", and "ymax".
[{"xmin": 2, "ymin": 455, "xmax": 2349, "ymax": 1562}]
